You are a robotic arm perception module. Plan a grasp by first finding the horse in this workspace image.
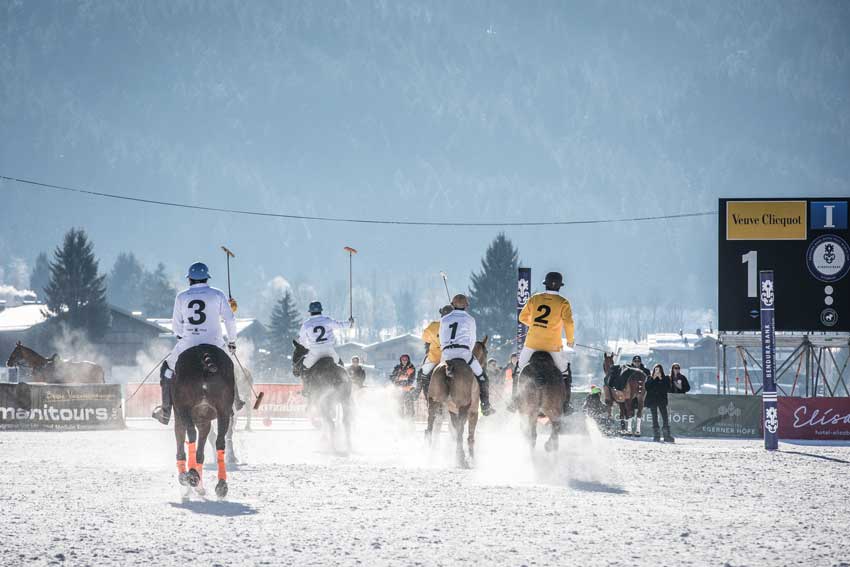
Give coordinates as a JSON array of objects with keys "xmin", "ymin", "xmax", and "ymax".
[
  {"xmin": 602, "ymin": 353, "xmax": 646, "ymax": 436},
  {"xmin": 292, "ymin": 340, "xmax": 353, "ymax": 454},
  {"xmin": 517, "ymin": 351, "xmax": 567, "ymax": 452},
  {"xmin": 6, "ymin": 341, "xmax": 105, "ymax": 384},
  {"xmin": 172, "ymin": 344, "xmax": 236, "ymax": 499},
  {"xmin": 426, "ymin": 336, "xmax": 488, "ymax": 469}
]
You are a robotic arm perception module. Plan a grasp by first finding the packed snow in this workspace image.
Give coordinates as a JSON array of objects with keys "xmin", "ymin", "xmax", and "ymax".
[{"xmin": 2, "ymin": 406, "xmax": 849, "ymax": 566}]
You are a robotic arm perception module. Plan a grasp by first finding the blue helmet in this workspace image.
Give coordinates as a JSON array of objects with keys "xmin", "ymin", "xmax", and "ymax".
[
  {"xmin": 308, "ymin": 301, "xmax": 323, "ymax": 314},
  {"xmin": 186, "ymin": 262, "xmax": 210, "ymax": 280}
]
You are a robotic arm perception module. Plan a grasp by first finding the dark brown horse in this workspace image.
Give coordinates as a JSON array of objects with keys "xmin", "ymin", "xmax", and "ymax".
[
  {"xmin": 517, "ymin": 352, "xmax": 566, "ymax": 452},
  {"xmin": 6, "ymin": 341, "xmax": 105, "ymax": 384},
  {"xmin": 292, "ymin": 340, "xmax": 353, "ymax": 454},
  {"xmin": 172, "ymin": 344, "xmax": 235, "ymax": 499},
  {"xmin": 602, "ymin": 353, "xmax": 646, "ymax": 436},
  {"xmin": 426, "ymin": 337, "xmax": 488, "ymax": 468}
]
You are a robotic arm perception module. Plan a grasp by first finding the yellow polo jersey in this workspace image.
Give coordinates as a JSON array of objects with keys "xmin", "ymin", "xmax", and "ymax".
[
  {"xmin": 422, "ymin": 320, "xmax": 442, "ymax": 363},
  {"xmin": 518, "ymin": 292, "xmax": 574, "ymax": 351}
]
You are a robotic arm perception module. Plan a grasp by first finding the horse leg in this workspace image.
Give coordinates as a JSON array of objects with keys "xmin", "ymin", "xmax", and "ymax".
[
  {"xmin": 633, "ymin": 400, "xmax": 642, "ymax": 437},
  {"xmin": 214, "ymin": 412, "xmax": 230, "ymax": 498},
  {"xmin": 467, "ymin": 408, "xmax": 478, "ymax": 462},
  {"xmin": 181, "ymin": 409, "xmax": 202, "ymax": 488},
  {"xmin": 225, "ymin": 414, "xmax": 238, "ymax": 464},
  {"xmin": 425, "ymin": 398, "xmax": 438, "ymax": 443},
  {"xmin": 451, "ymin": 409, "xmax": 469, "ymax": 469},
  {"xmin": 174, "ymin": 413, "xmax": 189, "ymax": 488},
  {"xmin": 341, "ymin": 396, "xmax": 352, "ymax": 455},
  {"xmin": 195, "ymin": 420, "xmax": 212, "ymax": 494},
  {"xmin": 545, "ymin": 416, "xmax": 560, "ymax": 452}
]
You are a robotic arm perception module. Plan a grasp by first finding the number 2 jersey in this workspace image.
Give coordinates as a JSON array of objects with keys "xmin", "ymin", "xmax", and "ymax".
[
  {"xmin": 518, "ymin": 291, "xmax": 575, "ymax": 352},
  {"xmin": 299, "ymin": 315, "xmax": 347, "ymax": 348},
  {"xmin": 172, "ymin": 283, "xmax": 237, "ymax": 344}
]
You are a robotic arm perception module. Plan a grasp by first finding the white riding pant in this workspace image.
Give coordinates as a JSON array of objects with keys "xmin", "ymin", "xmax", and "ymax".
[
  {"xmin": 303, "ymin": 344, "xmax": 339, "ymax": 369},
  {"xmin": 165, "ymin": 335, "xmax": 227, "ymax": 376},
  {"xmin": 441, "ymin": 348, "xmax": 483, "ymax": 378},
  {"xmin": 420, "ymin": 360, "xmax": 437, "ymax": 376},
  {"xmin": 518, "ymin": 347, "xmax": 569, "ymax": 374}
]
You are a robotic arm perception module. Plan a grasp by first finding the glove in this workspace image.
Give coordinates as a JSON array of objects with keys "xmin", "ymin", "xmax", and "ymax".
[
  {"xmin": 228, "ymin": 342, "xmax": 237, "ymax": 354},
  {"xmin": 229, "ymin": 298, "xmax": 238, "ymax": 313}
]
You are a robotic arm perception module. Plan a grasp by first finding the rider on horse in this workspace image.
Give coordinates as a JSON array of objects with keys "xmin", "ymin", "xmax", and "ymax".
[
  {"xmin": 295, "ymin": 301, "xmax": 352, "ymax": 397},
  {"xmin": 510, "ymin": 271, "xmax": 575, "ymax": 411},
  {"xmin": 153, "ymin": 262, "xmax": 241, "ymax": 425},
  {"xmin": 417, "ymin": 304, "xmax": 453, "ymax": 398},
  {"xmin": 439, "ymin": 294, "xmax": 495, "ymax": 416}
]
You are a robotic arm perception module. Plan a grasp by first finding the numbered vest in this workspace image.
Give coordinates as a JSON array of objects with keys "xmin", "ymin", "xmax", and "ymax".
[
  {"xmin": 439, "ymin": 310, "xmax": 477, "ymax": 351},
  {"xmin": 518, "ymin": 292, "xmax": 575, "ymax": 351},
  {"xmin": 299, "ymin": 315, "xmax": 344, "ymax": 347},
  {"xmin": 173, "ymin": 283, "xmax": 237, "ymax": 342}
]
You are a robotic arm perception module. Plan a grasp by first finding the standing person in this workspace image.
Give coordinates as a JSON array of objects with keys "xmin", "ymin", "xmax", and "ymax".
[
  {"xmin": 152, "ymin": 261, "xmax": 241, "ymax": 425},
  {"xmin": 348, "ymin": 356, "xmax": 366, "ymax": 389},
  {"xmin": 645, "ymin": 363, "xmax": 674, "ymax": 443},
  {"xmin": 510, "ymin": 271, "xmax": 575, "ymax": 411},
  {"xmin": 439, "ymin": 294, "xmax": 495, "ymax": 416},
  {"xmin": 630, "ymin": 355, "xmax": 651, "ymax": 378},
  {"xmin": 669, "ymin": 363, "xmax": 691, "ymax": 394},
  {"xmin": 296, "ymin": 301, "xmax": 352, "ymax": 397},
  {"xmin": 390, "ymin": 354, "xmax": 417, "ymax": 419}
]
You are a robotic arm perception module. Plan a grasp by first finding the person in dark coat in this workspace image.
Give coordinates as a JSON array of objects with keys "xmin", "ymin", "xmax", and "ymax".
[
  {"xmin": 645, "ymin": 363, "xmax": 674, "ymax": 443},
  {"xmin": 630, "ymin": 355, "xmax": 651, "ymax": 378},
  {"xmin": 390, "ymin": 354, "xmax": 417, "ymax": 420},
  {"xmin": 669, "ymin": 363, "xmax": 691, "ymax": 394},
  {"xmin": 348, "ymin": 356, "xmax": 366, "ymax": 389}
]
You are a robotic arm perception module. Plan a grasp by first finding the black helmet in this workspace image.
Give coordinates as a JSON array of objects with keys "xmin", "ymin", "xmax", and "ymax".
[
  {"xmin": 308, "ymin": 301, "xmax": 323, "ymax": 315},
  {"xmin": 543, "ymin": 272, "xmax": 564, "ymax": 289}
]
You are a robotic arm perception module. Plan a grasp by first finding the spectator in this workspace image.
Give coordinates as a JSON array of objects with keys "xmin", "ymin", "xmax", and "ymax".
[
  {"xmin": 503, "ymin": 353, "xmax": 518, "ymax": 383},
  {"xmin": 348, "ymin": 356, "xmax": 366, "ymax": 389},
  {"xmin": 390, "ymin": 354, "xmax": 417, "ymax": 420},
  {"xmin": 630, "ymin": 355, "xmax": 651, "ymax": 378},
  {"xmin": 669, "ymin": 363, "xmax": 691, "ymax": 394},
  {"xmin": 645, "ymin": 363, "xmax": 673, "ymax": 443},
  {"xmin": 487, "ymin": 358, "xmax": 501, "ymax": 386},
  {"xmin": 583, "ymin": 385, "xmax": 606, "ymax": 418}
]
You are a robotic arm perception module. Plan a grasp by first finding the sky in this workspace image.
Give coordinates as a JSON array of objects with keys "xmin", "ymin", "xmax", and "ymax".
[{"xmin": 1, "ymin": 1, "xmax": 848, "ymax": 325}]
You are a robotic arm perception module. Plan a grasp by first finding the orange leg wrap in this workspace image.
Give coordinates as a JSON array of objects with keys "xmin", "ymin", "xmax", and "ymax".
[
  {"xmin": 186, "ymin": 442, "xmax": 198, "ymax": 472},
  {"xmin": 217, "ymin": 449, "xmax": 227, "ymax": 481},
  {"xmin": 176, "ymin": 460, "xmax": 187, "ymax": 475}
]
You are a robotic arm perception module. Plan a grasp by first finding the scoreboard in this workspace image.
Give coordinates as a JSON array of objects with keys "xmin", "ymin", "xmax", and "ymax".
[{"xmin": 718, "ymin": 198, "xmax": 849, "ymax": 332}]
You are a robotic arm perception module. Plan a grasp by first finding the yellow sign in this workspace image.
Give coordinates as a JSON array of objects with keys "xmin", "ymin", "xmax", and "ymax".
[{"xmin": 726, "ymin": 201, "xmax": 807, "ymax": 240}]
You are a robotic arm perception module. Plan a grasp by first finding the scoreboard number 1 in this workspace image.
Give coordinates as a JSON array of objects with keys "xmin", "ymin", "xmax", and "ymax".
[{"xmin": 742, "ymin": 250, "xmax": 758, "ymax": 298}]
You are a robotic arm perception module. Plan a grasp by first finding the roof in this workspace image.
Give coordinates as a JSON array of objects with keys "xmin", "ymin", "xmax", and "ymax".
[
  {"xmin": 363, "ymin": 334, "xmax": 420, "ymax": 351},
  {"xmin": 0, "ymin": 304, "xmax": 51, "ymax": 332},
  {"xmin": 148, "ymin": 317, "xmax": 260, "ymax": 337}
]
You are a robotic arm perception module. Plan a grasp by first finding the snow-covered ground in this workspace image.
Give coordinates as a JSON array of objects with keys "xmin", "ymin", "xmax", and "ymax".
[{"xmin": 2, "ymin": 408, "xmax": 849, "ymax": 566}]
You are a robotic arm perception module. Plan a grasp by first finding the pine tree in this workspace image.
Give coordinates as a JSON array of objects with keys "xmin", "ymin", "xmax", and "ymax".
[
  {"xmin": 107, "ymin": 252, "xmax": 145, "ymax": 310},
  {"xmin": 141, "ymin": 263, "xmax": 177, "ymax": 318},
  {"xmin": 44, "ymin": 228, "xmax": 111, "ymax": 339},
  {"xmin": 29, "ymin": 252, "xmax": 51, "ymax": 300},
  {"xmin": 468, "ymin": 233, "xmax": 519, "ymax": 343},
  {"xmin": 269, "ymin": 291, "xmax": 301, "ymax": 362}
]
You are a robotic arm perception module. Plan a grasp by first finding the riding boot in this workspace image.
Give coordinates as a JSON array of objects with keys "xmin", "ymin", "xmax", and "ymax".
[
  {"xmin": 477, "ymin": 373, "xmax": 495, "ymax": 416},
  {"xmin": 663, "ymin": 425, "xmax": 675, "ymax": 443},
  {"xmin": 234, "ymin": 391, "xmax": 245, "ymax": 412},
  {"xmin": 152, "ymin": 362, "xmax": 173, "ymax": 425}
]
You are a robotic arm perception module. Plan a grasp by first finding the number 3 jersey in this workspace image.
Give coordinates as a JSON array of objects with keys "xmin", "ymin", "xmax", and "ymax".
[
  {"xmin": 298, "ymin": 315, "xmax": 347, "ymax": 348},
  {"xmin": 172, "ymin": 283, "xmax": 237, "ymax": 344},
  {"xmin": 518, "ymin": 291, "xmax": 575, "ymax": 352}
]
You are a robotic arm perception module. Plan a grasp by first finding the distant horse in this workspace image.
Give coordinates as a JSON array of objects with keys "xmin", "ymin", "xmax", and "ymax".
[
  {"xmin": 6, "ymin": 341, "xmax": 105, "ymax": 384},
  {"xmin": 517, "ymin": 352, "xmax": 567, "ymax": 452},
  {"xmin": 292, "ymin": 340, "xmax": 353, "ymax": 454},
  {"xmin": 427, "ymin": 336, "xmax": 488, "ymax": 469},
  {"xmin": 602, "ymin": 353, "xmax": 646, "ymax": 436},
  {"xmin": 172, "ymin": 344, "xmax": 235, "ymax": 499}
]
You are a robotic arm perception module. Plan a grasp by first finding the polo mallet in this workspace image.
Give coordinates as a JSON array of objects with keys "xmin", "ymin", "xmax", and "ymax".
[
  {"xmin": 344, "ymin": 246, "xmax": 358, "ymax": 323},
  {"xmin": 233, "ymin": 352, "xmax": 264, "ymax": 410},
  {"xmin": 221, "ymin": 246, "xmax": 236, "ymax": 313},
  {"xmin": 439, "ymin": 271, "xmax": 451, "ymax": 302}
]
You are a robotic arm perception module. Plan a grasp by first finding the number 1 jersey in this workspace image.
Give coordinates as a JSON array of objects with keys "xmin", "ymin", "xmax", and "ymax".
[
  {"xmin": 172, "ymin": 283, "xmax": 237, "ymax": 343},
  {"xmin": 518, "ymin": 291, "xmax": 574, "ymax": 351}
]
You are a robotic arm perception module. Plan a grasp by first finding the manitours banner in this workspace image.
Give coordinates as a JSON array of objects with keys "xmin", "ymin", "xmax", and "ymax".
[
  {"xmin": 0, "ymin": 383, "xmax": 124, "ymax": 430},
  {"xmin": 778, "ymin": 397, "xmax": 850, "ymax": 441},
  {"xmin": 639, "ymin": 395, "xmax": 763, "ymax": 438}
]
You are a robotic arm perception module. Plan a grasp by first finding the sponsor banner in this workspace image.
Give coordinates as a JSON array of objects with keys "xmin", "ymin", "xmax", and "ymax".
[
  {"xmin": 517, "ymin": 267, "xmax": 531, "ymax": 351},
  {"xmin": 0, "ymin": 383, "xmax": 124, "ymax": 430},
  {"xmin": 123, "ymin": 383, "xmax": 161, "ymax": 418},
  {"xmin": 639, "ymin": 395, "xmax": 762, "ymax": 438},
  {"xmin": 760, "ymin": 270, "xmax": 779, "ymax": 450},
  {"xmin": 726, "ymin": 201, "xmax": 807, "ymax": 240},
  {"xmin": 778, "ymin": 397, "xmax": 850, "ymax": 441},
  {"xmin": 253, "ymin": 384, "xmax": 308, "ymax": 418}
]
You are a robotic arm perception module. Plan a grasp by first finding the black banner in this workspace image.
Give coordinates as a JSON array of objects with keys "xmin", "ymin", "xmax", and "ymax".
[
  {"xmin": 0, "ymin": 383, "xmax": 125, "ymax": 430},
  {"xmin": 639, "ymin": 394, "xmax": 762, "ymax": 438}
]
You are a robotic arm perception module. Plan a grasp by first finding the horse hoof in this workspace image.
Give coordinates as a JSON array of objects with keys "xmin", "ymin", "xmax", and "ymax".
[
  {"xmin": 178, "ymin": 472, "xmax": 190, "ymax": 487},
  {"xmin": 187, "ymin": 469, "xmax": 201, "ymax": 488},
  {"xmin": 215, "ymin": 480, "xmax": 228, "ymax": 499},
  {"xmin": 544, "ymin": 439, "xmax": 558, "ymax": 452}
]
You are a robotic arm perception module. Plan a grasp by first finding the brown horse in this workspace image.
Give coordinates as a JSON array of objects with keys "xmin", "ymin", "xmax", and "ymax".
[
  {"xmin": 173, "ymin": 344, "xmax": 235, "ymax": 499},
  {"xmin": 602, "ymin": 353, "xmax": 646, "ymax": 436},
  {"xmin": 517, "ymin": 352, "xmax": 566, "ymax": 452},
  {"xmin": 426, "ymin": 337, "xmax": 487, "ymax": 468},
  {"xmin": 6, "ymin": 341, "xmax": 105, "ymax": 384}
]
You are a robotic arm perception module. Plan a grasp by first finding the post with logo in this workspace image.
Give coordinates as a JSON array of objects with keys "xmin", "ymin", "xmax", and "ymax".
[
  {"xmin": 759, "ymin": 270, "xmax": 779, "ymax": 450},
  {"xmin": 516, "ymin": 268, "xmax": 531, "ymax": 352}
]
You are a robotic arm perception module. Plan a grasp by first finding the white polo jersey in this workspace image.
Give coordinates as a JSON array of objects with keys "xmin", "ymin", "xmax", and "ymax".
[
  {"xmin": 439, "ymin": 309, "xmax": 477, "ymax": 352},
  {"xmin": 298, "ymin": 315, "xmax": 347, "ymax": 348},
  {"xmin": 172, "ymin": 283, "xmax": 237, "ymax": 344}
]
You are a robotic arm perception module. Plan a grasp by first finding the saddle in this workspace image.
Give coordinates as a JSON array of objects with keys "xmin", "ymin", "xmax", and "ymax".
[
  {"xmin": 607, "ymin": 366, "xmax": 628, "ymax": 392},
  {"xmin": 525, "ymin": 351, "xmax": 560, "ymax": 387},
  {"xmin": 445, "ymin": 359, "xmax": 468, "ymax": 380}
]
